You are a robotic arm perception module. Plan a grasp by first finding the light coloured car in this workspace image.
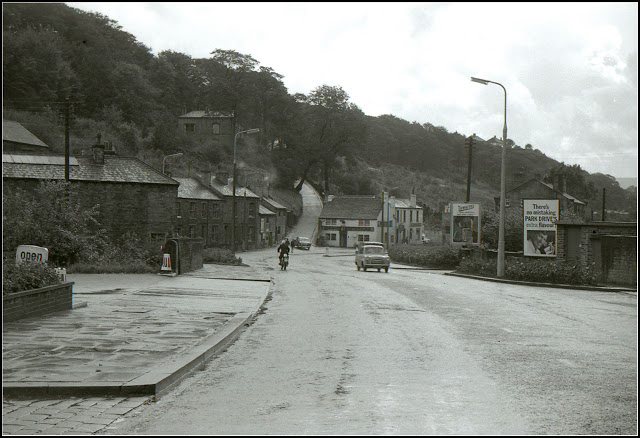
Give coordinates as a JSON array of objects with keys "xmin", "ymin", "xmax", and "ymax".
[
  {"xmin": 355, "ymin": 242, "xmax": 390, "ymax": 272},
  {"xmin": 292, "ymin": 236, "xmax": 311, "ymax": 250}
]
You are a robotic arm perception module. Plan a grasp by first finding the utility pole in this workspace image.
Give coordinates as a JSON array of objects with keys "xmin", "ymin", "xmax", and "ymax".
[
  {"xmin": 465, "ymin": 134, "xmax": 475, "ymax": 202},
  {"xmin": 601, "ymin": 188, "xmax": 606, "ymax": 221},
  {"xmin": 64, "ymin": 100, "xmax": 71, "ymax": 181}
]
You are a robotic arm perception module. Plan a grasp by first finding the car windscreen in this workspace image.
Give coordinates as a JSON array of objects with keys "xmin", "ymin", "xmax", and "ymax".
[
  {"xmin": 364, "ymin": 246, "xmax": 385, "ymax": 255},
  {"xmin": 299, "ymin": 238, "xmax": 310, "ymax": 242}
]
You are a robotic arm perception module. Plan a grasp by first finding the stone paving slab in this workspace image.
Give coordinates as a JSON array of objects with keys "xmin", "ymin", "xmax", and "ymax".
[{"xmin": 2, "ymin": 264, "xmax": 272, "ymax": 398}]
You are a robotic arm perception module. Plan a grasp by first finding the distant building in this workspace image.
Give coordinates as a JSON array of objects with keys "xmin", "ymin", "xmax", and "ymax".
[
  {"xmin": 258, "ymin": 204, "xmax": 277, "ymax": 248},
  {"xmin": 178, "ymin": 110, "xmax": 234, "ymax": 148},
  {"xmin": 496, "ymin": 175, "xmax": 588, "ymax": 221},
  {"xmin": 318, "ymin": 195, "xmax": 383, "ymax": 248},
  {"xmin": 393, "ymin": 194, "xmax": 424, "ymax": 244},
  {"xmin": 3, "ymin": 120, "xmax": 49, "ymax": 154},
  {"xmin": 261, "ymin": 196, "xmax": 289, "ymax": 243}
]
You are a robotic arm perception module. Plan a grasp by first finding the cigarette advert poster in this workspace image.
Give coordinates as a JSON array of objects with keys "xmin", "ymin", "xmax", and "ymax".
[
  {"xmin": 523, "ymin": 199, "xmax": 559, "ymax": 257},
  {"xmin": 451, "ymin": 203, "xmax": 480, "ymax": 245}
]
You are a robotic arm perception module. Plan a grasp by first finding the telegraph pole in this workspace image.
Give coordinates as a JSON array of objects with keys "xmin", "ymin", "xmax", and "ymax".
[
  {"xmin": 465, "ymin": 134, "xmax": 475, "ymax": 202},
  {"xmin": 64, "ymin": 100, "xmax": 71, "ymax": 181}
]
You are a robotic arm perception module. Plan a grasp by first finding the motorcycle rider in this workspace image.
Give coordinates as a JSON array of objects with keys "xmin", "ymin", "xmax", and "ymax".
[{"xmin": 277, "ymin": 238, "xmax": 290, "ymax": 266}]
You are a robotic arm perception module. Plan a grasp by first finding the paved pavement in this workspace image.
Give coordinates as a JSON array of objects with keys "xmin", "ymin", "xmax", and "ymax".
[{"xmin": 3, "ymin": 263, "xmax": 272, "ymax": 434}]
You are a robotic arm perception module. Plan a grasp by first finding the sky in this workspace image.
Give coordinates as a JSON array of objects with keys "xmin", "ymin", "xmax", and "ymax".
[{"xmin": 67, "ymin": 2, "xmax": 638, "ymax": 179}]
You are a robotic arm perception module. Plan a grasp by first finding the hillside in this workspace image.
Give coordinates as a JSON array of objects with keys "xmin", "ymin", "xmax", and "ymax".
[{"xmin": 2, "ymin": 3, "xmax": 636, "ymax": 221}]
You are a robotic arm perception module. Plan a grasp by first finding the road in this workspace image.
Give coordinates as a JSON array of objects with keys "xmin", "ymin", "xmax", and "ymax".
[{"xmin": 102, "ymin": 248, "xmax": 637, "ymax": 435}]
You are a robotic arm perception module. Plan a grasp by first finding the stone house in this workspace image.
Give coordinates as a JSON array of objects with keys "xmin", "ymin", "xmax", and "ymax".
[
  {"xmin": 258, "ymin": 204, "xmax": 277, "ymax": 248},
  {"xmin": 2, "ymin": 144, "xmax": 179, "ymax": 245},
  {"xmin": 3, "ymin": 119, "xmax": 50, "ymax": 154},
  {"xmin": 173, "ymin": 177, "xmax": 224, "ymax": 247},
  {"xmin": 195, "ymin": 169, "xmax": 261, "ymax": 251},
  {"xmin": 261, "ymin": 196, "xmax": 289, "ymax": 243},
  {"xmin": 178, "ymin": 110, "xmax": 234, "ymax": 148}
]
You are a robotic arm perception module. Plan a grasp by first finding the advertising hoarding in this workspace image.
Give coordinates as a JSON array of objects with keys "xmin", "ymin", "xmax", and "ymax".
[
  {"xmin": 523, "ymin": 199, "xmax": 559, "ymax": 257},
  {"xmin": 451, "ymin": 203, "xmax": 481, "ymax": 245}
]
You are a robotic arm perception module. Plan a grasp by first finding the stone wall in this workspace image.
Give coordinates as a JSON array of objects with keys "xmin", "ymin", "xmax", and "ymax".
[{"xmin": 3, "ymin": 282, "xmax": 74, "ymax": 323}]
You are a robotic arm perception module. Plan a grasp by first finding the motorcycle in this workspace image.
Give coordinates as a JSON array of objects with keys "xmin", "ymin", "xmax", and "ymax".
[{"xmin": 279, "ymin": 253, "xmax": 289, "ymax": 270}]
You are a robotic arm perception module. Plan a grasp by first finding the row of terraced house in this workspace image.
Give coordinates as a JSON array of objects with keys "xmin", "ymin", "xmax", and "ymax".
[{"xmin": 2, "ymin": 119, "xmax": 290, "ymax": 250}]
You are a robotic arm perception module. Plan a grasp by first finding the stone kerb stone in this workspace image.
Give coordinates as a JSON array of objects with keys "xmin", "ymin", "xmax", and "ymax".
[{"xmin": 2, "ymin": 281, "xmax": 74, "ymax": 323}]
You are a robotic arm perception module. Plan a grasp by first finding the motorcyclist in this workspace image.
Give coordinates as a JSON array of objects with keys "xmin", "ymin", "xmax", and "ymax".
[{"xmin": 277, "ymin": 238, "xmax": 290, "ymax": 265}]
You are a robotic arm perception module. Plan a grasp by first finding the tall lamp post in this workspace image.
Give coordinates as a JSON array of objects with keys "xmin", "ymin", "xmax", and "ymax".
[
  {"xmin": 232, "ymin": 128, "xmax": 260, "ymax": 254},
  {"xmin": 471, "ymin": 76, "xmax": 507, "ymax": 277},
  {"xmin": 162, "ymin": 152, "xmax": 183, "ymax": 175}
]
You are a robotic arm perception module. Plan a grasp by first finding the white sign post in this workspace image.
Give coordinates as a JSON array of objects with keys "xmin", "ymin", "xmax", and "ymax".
[
  {"xmin": 523, "ymin": 200, "xmax": 559, "ymax": 257},
  {"xmin": 16, "ymin": 245, "xmax": 49, "ymax": 264}
]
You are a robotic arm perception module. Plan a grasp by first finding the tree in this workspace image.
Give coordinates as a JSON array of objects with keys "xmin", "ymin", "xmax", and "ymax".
[{"xmin": 294, "ymin": 85, "xmax": 367, "ymax": 193}]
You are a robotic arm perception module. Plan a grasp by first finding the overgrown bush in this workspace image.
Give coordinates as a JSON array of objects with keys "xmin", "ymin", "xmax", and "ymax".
[
  {"xmin": 70, "ymin": 231, "xmax": 163, "ymax": 273},
  {"xmin": 388, "ymin": 244, "xmax": 462, "ymax": 269},
  {"xmin": 3, "ymin": 257, "xmax": 61, "ymax": 295},
  {"xmin": 202, "ymin": 248, "xmax": 243, "ymax": 265},
  {"xmin": 456, "ymin": 256, "xmax": 601, "ymax": 286},
  {"xmin": 2, "ymin": 180, "xmax": 102, "ymax": 266}
]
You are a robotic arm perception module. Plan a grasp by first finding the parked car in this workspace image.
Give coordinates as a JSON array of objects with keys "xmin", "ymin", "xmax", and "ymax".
[
  {"xmin": 292, "ymin": 236, "xmax": 312, "ymax": 250},
  {"xmin": 355, "ymin": 241, "xmax": 390, "ymax": 272}
]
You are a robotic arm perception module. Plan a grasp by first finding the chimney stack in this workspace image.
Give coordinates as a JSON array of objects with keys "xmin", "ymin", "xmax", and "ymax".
[
  {"xmin": 199, "ymin": 166, "xmax": 212, "ymax": 187},
  {"xmin": 410, "ymin": 194, "xmax": 417, "ymax": 208},
  {"xmin": 91, "ymin": 134, "xmax": 105, "ymax": 164},
  {"xmin": 216, "ymin": 171, "xmax": 228, "ymax": 185}
]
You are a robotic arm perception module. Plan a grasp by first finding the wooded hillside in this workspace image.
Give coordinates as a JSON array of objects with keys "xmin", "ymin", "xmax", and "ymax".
[{"xmin": 3, "ymin": 3, "xmax": 636, "ymax": 220}]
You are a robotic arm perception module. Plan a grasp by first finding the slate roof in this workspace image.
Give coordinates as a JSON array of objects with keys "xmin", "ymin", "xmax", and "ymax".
[
  {"xmin": 259, "ymin": 205, "xmax": 276, "ymax": 215},
  {"xmin": 209, "ymin": 177, "xmax": 260, "ymax": 198},
  {"xmin": 174, "ymin": 177, "xmax": 222, "ymax": 200},
  {"xmin": 2, "ymin": 154, "xmax": 178, "ymax": 186},
  {"xmin": 179, "ymin": 110, "xmax": 234, "ymax": 118},
  {"xmin": 394, "ymin": 198, "xmax": 423, "ymax": 209},
  {"xmin": 319, "ymin": 195, "xmax": 381, "ymax": 220},
  {"xmin": 2, "ymin": 120, "xmax": 49, "ymax": 148},
  {"xmin": 261, "ymin": 196, "xmax": 288, "ymax": 211},
  {"xmin": 508, "ymin": 178, "xmax": 586, "ymax": 205}
]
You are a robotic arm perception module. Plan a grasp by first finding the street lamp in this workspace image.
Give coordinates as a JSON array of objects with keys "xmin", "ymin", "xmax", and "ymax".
[
  {"xmin": 232, "ymin": 128, "xmax": 260, "ymax": 254},
  {"xmin": 162, "ymin": 152, "xmax": 183, "ymax": 175},
  {"xmin": 471, "ymin": 76, "xmax": 507, "ymax": 277}
]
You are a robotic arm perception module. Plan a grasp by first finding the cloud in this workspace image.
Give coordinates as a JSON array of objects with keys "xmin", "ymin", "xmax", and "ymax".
[{"xmin": 66, "ymin": 2, "xmax": 638, "ymax": 177}]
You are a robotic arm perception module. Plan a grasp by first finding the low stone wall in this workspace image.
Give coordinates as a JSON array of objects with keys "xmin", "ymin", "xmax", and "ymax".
[{"xmin": 2, "ymin": 282, "xmax": 74, "ymax": 323}]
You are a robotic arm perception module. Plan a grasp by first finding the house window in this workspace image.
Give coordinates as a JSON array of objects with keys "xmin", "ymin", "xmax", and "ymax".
[
  {"xmin": 248, "ymin": 226, "xmax": 254, "ymax": 242},
  {"xmin": 212, "ymin": 224, "xmax": 218, "ymax": 239},
  {"xmin": 326, "ymin": 233, "xmax": 337, "ymax": 241},
  {"xmin": 357, "ymin": 234, "xmax": 370, "ymax": 242},
  {"xmin": 410, "ymin": 211, "xmax": 413, "ymax": 222},
  {"xmin": 189, "ymin": 226, "xmax": 195, "ymax": 238},
  {"xmin": 202, "ymin": 202, "xmax": 207, "ymax": 218},
  {"xmin": 326, "ymin": 219, "xmax": 337, "ymax": 225},
  {"xmin": 358, "ymin": 219, "xmax": 370, "ymax": 226},
  {"xmin": 184, "ymin": 123, "xmax": 196, "ymax": 133},
  {"xmin": 190, "ymin": 202, "xmax": 196, "ymax": 216},
  {"xmin": 212, "ymin": 123, "xmax": 220, "ymax": 134},
  {"xmin": 177, "ymin": 200, "xmax": 181, "ymax": 216},
  {"xmin": 212, "ymin": 203, "xmax": 220, "ymax": 219},
  {"xmin": 202, "ymin": 225, "xmax": 207, "ymax": 243},
  {"xmin": 175, "ymin": 227, "xmax": 182, "ymax": 237},
  {"xmin": 248, "ymin": 203, "xmax": 255, "ymax": 217}
]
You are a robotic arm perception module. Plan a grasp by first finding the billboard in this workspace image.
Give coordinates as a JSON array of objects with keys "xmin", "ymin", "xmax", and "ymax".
[
  {"xmin": 451, "ymin": 203, "xmax": 481, "ymax": 245},
  {"xmin": 523, "ymin": 199, "xmax": 559, "ymax": 257}
]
